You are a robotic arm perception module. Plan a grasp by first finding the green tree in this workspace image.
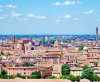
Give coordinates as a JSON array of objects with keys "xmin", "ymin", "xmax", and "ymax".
[
  {"xmin": 83, "ymin": 65, "xmax": 89, "ymax": 70},
  {"xmin": 0, "ymin": 70, "xmax": 8, "ymax": 79},
  {"xmin": 16, "ymin": 73, "xmax": 26, "ymax": 79},
  {"xmin": 61, "ymin": 64, "xmax": 70, "ymax": 76},
  {"xmin": 48, "ymin": 76, "xmax": 57, "ymax": 79},
  {"xmin": 31, "ymin": 71, "xmax": 41, "ymax": 79},
  {"xmin": 60, "ymin": 75, "xmax": 67, "ymax": 79},
  {"xmin": 67, "ymin": 75, "xmax": 80, "ymax": 81},
  {"xmin": 93, "ymin": 74, "xmax": 100, "ymax": 81},
  {"xmin": 60, "ymin": 74, "xmax": 80, "ymax": 81},
  {"xmin": 81, "ymin": 66, "xmax": 94, "ymax": 81},
  {"xmin": 16, "ymin": 73, "xmax": 22, "ymax": 77},
  {"xmin": 22, "ymin": 62, "xmax": 34, "ymax": 67},
  {"xmin": 8, "ymin": 75, "xmax": 16, "ymax": 79}
]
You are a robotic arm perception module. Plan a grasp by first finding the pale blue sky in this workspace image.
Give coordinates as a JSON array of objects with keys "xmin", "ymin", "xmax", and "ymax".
[{"xmin": 0, "ymin": 0, "xmax": 100, "ymax": 35}]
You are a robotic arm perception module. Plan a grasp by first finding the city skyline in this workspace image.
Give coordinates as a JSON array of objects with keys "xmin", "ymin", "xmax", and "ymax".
[{"xmin": 0, "ymin": 0, "xmax": 100, "ymax": 35}]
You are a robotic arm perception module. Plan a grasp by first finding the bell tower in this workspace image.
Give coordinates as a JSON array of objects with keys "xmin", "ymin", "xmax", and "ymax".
[{"xmin": 96, "ymin": 27, "xmax": 99, "ymax": 43}]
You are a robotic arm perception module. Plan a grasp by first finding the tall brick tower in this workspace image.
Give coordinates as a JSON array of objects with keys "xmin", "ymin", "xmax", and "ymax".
[{"xmin": 96, "ymin": 27, "xmax": 99, "ymax": 43}]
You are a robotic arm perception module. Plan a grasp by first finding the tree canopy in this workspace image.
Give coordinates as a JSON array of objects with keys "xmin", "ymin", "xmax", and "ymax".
[
  {"xmin": 81, "ymin": 65, "xmax": 94, "ymax": 81},
  {"xmin": 31, "ymin": 71, "xmax": 41, "ymax": 79},
  {"xmin": 0, "ymin": 70, "xmax": 8, "ymax": 79},
  {"xmin": 61, "ymin": 64, "xmax": 70, "ymax": 76}
]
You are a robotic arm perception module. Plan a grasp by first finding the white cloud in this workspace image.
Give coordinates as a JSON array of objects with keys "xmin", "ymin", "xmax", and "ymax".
[
  {"xmin": 56, "ymin": 19, "xmax": 62, "ymax": 23},
  {"xmin": 0, "ymin": 4, "xmax": 16, "ymax": 9},
  {"xmin": 71, "ymin": 1, "xmax": 76, "ymax": 5},
  {"xmin": 27, "ymin": 14, "xmax": 35, "ymax": 17},
  {"xmin": 63, "ymin": 1, "xmax": 72, "ymax": 5},
  {"xmin": 11, "ymin": 12, "xmax": 22, "ymax": 17},
  {"xmin": 36, "ymin": 15, "xmax": 47, "ymax": 19},
  {"xmin": 53, "ymin": 0, "xmax": 80, "ymax": 7},
  {"xmin": 64, "ymin": 14, "xmax": 72, "ymax": 18},
  {"xmin": 63, "ymin": 0, "xmax": 80, "ymax": 6},
  {"xmin": 73, "ymin": 17, "xmax": 79, "ymax": 21},
  {"xmin": 52, "ymin": 2, "xmax": 61, "ymax": 6},
  {"xmin": 27, "ymin": 13, "xmax": 47, "ymax": 19},
  {"xmin": 83, "ymin": 10, "xmax": 94, "ymax": 15},
  {"xmin": 6, "ymin": 4, "xmax": 16, "ymax": 8}
]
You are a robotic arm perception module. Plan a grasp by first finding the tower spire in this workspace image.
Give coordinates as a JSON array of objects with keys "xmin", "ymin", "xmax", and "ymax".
[{"xmin": 96, "ymin": 26, "xmax": 99, "ymax": 43}]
